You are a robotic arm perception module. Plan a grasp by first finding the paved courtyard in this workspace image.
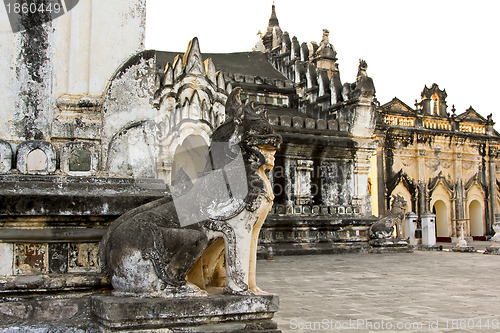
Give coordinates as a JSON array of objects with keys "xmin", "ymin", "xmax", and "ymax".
[{"xmin": 257, "ymin": 246, "xmax": 500, "ymax": 333}]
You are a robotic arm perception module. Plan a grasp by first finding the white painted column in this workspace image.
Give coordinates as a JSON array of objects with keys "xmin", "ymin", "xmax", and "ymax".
[
  {"xmin": 404, "ymin": 212, "xmax": 418, "ymax": 245},
  {"xmin": 421, "ymin": 212, "xmax": 436, "ymax": 246}
]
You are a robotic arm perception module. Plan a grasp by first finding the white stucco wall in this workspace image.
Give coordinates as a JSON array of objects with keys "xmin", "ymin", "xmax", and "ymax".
[
  {"xmin": 0, "ymin": 0, "xmax": 146, "ymax": 142},
  {"xmin": 52, "ymin": 0, "xmax": 147, "ymax": 96}
]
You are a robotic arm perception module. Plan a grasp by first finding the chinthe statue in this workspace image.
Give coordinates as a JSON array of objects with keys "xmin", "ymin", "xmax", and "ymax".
[
  {"xmin": 369, "ymin": 195, "xmax": 407, "ymax": 239},
  {"xmin": 99, "ymin": 88, "xmax": 282, "ymax": 297}
]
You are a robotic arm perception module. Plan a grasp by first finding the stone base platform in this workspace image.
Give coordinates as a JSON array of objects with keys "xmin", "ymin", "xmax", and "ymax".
[
  {"xmin": 451, "ymin": 246, "xmax": 476, "ymax": 253},
  {"xmin": 484, "ymin": 244, "xmax": 500, "ymax": 255},
  {"xmin": 368, "ymin": 238, "xmax": 412, "ymax": 253},
  {"xmin": 415, "ymin": 245, "xmax": 443, "ymax": 251},
  {"xmin": 91, "ymin": 293, "xmax": 281, "ymax": 333},
  {"xmin": 0, "ymin": 290, "xmax": 100, "ymax": 332},
  {"xmin": 258, "ymin": 242, "xmax": 371, "ymax": 258}
]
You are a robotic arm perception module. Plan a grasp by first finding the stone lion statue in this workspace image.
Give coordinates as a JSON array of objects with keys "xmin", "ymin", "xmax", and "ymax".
[
  {"xmin": 99, "ymin": 88, "xmax": 282, "ymax": 297},
  {"xmin": 369, "ymin": 195, "xmax": 407, "ymax": 239}
]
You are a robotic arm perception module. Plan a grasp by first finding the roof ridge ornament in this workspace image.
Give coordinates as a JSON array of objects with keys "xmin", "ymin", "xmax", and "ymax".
[
  {"xmin": 183, "ymin": 37, "xmax": 204, "ymax": 76},
  {"xmin": 313, "ymin": 28, "xmax": 337, "ymax": 61},
  {"xmin": 321, "ymin": 29, "xmax": 330, "ymax": 44},
  {"xmin": 357, "ymin": 59, "xmax": 368, "ymax": 81}
]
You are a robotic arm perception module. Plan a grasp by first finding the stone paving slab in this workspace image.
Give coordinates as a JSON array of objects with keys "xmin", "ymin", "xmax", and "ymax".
[{"xmin": 257, "ymin": 251, "xmax": 500, "ymax": 333}]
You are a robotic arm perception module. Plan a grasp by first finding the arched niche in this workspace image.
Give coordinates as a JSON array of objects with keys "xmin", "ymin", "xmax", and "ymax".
[
  {"xmin": 16, "ymin": 140, "xmax": 57, "ymax": 175},
  {"xmin": 61, "ymin": 142, "xmax": 98, "ymax": 176},
  {"xmin": 27, "ymin": 149, "xmax": 48, "ymax": 172},
  {"xmin": 432, "ymin": 200, "xmax": 449, "ymax": 238},
  {"xmin": 469, "ymin": 200, "xmax": 484, "ymax": 237},
  {"xmin": 466, "ymin": 184, "xmax": 485, "ymax": 237},
  {"xmin": 430, "ymin": 184, "xmax": 452, "ymax": 238}
]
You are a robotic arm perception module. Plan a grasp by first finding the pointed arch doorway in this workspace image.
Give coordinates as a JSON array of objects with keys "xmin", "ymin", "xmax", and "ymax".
[{"xmin": 432, "ymin": 200, "xmax": 450, "ymax": 241}]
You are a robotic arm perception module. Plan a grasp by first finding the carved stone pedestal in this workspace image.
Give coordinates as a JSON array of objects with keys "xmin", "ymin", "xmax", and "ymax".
[
  {"xmin": 484, "ymin": 245, "xmax": 500, "ymax": 255},
  {"xmin": 451, "ymin": 246, "xmax": 476, "ymax": 253},
  {"xmin": 368, "ymin": 238, "xmax": 412, "ymax": 253},
  {"xmin": 416, "ymin": 245, "xmax": 443, "ymax": 251},
  {"xmin": 91, "ymin": 294, "xmax": 281, "ymax": 333},
  {"xmin": 490, "ymin": 221, "xmax": 500, "ymax": 242}
]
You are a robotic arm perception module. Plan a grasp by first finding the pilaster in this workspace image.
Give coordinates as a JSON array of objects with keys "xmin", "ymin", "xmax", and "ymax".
[
  {"xmin": 487, "ymin": 146, "xmax": 497, "ymax": 235},
  {"xmin": 353, "ymin": 146, "xmax": 376, "ymax": 215}
]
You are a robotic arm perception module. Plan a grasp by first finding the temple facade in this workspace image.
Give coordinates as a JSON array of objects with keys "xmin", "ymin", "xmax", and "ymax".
[
  {"xmin": 0, "ymin": 2, "xmax": 499, "ymax": 314},
  {"xmin": 374, "ymin": 85, "xmax": 500, "ymax": 242},
  {"xmin": 252, "ymin": 5, "xmax": 500, "ymax": 245}
]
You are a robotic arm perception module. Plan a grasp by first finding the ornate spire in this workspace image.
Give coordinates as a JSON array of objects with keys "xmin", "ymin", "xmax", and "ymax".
[
  {"xmin": 261, "ymin": 4, "xmax": 283, "ymax": 51},
  {"xmin": 314, "ymin": 29, "xmax": 337, "ymax": 61},
  {"xmin": 268, "ymin": 4, "xmax": 279, "ymax": 27}
]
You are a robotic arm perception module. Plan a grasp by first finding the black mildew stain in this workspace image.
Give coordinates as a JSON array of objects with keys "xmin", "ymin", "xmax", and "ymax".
[{"xmin": 16, "ymin": 2, "xmax": 53, "ymax": 140}]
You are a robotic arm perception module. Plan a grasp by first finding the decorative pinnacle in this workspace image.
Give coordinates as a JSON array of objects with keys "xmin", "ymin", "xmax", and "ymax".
[
  {"xmin": 269, "ymin": 3, "xmax": 279, "ymax": 26},
  {"xmin": 321, "ymin": 29, "xmax": 330, "ymax": 43}
]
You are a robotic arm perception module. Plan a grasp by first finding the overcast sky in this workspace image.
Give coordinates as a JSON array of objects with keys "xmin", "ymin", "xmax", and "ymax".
[{"xmin": 146, "ymin": 0, "xmax": 500, "ymax": 125}]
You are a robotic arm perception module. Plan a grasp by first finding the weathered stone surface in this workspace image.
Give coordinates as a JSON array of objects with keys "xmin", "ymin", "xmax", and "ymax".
[
  {"xmin": 267, "ymin": 114, "xmax": 279, "ymax": 126},
  {"xmin": 339, "ymin": 121, "xmax": 350, "ymax": 132},
  {"xmin": 91, "ymin": 294, "xmax": 280, "ymax": 332},
  {"xmin": 0, "ymin": 0, "xmax": 146, "ymax": 143},
  {"xmin": 259, "ymin": 214, "xmax": 375, "ymax": 256},
  {"xmin": 368, "ymin": 238, "xmax": 412, "ymax": 253},
  {"xmin": 0, "ymin": 174, "xmax": 168, "ymax": 293},
  {"xmin": 304, "ymin": 118, "xmax": 316, "ymax": 129},
  {"xmin": 14, "ymin": 243, "xmax": 48, "ymax": 275},
  {"xmin": 0, "ymin": 291, "xmax": 98, "ymax": 329},
  {"xmin": 316, "ymin": 119, "xmax": 327, "ymax": 130},
  {"xmin": 0, "ymin": 273, "xmax": 108, "ymax": 293},
  {"xmin": 415, "ymin": 245, "xmax": 443, "ymax": 251},
  {"xmin": 51, "ymin": 95, "xmax": 103, "ymax": 141},
  {"xmin": 183, "ymin": 38, "xmax": 205, "ymax": 76},
  {"xmin": 279, "ymin": 115, "xmax": 291, "ymax": 127},
  {"xmin": 49, "ymin": 243, "xmax": 69, "ymax": 274},
  {"xmin": 68, "ymin": 243, "xmax": 100, "ymax": 273},
  {"xmin": 1, "ymin": 229, "xmax": 107, "ymax": 243},
  {"xmin": 327, "ymin": 119, "xmax": 339, "ymax": 131},
  {"xmin": 0, "ymin": 175, "xmax": 167, "ymax": 217},
  {"xmin": 451, "ymin": 246, "xmax": 476, "ymax": 253},
  {"xmin": 107, "ymin": 120, "xmax": 158, "ymax": 178},
  {"xmin": 484, "ymin": 244, "xmax": 500, "ymax": 255},
  {"xmin": 292, "ymin": 116, "xmax": 303, "ymax": 128},
  {"xmin": 0, "ymin": 243, "xmax": 13, "ymax": 276},
  {"xmin": 0, "ymin": 140, "xmax": 12, "ymax": 174},
  {"xmin": 369, "ymin": 238, "xmax": 409, "ymax": 247},
  {"xmin": 101, "ymin": 51, "xmax": 158, "ymax": 177}
]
